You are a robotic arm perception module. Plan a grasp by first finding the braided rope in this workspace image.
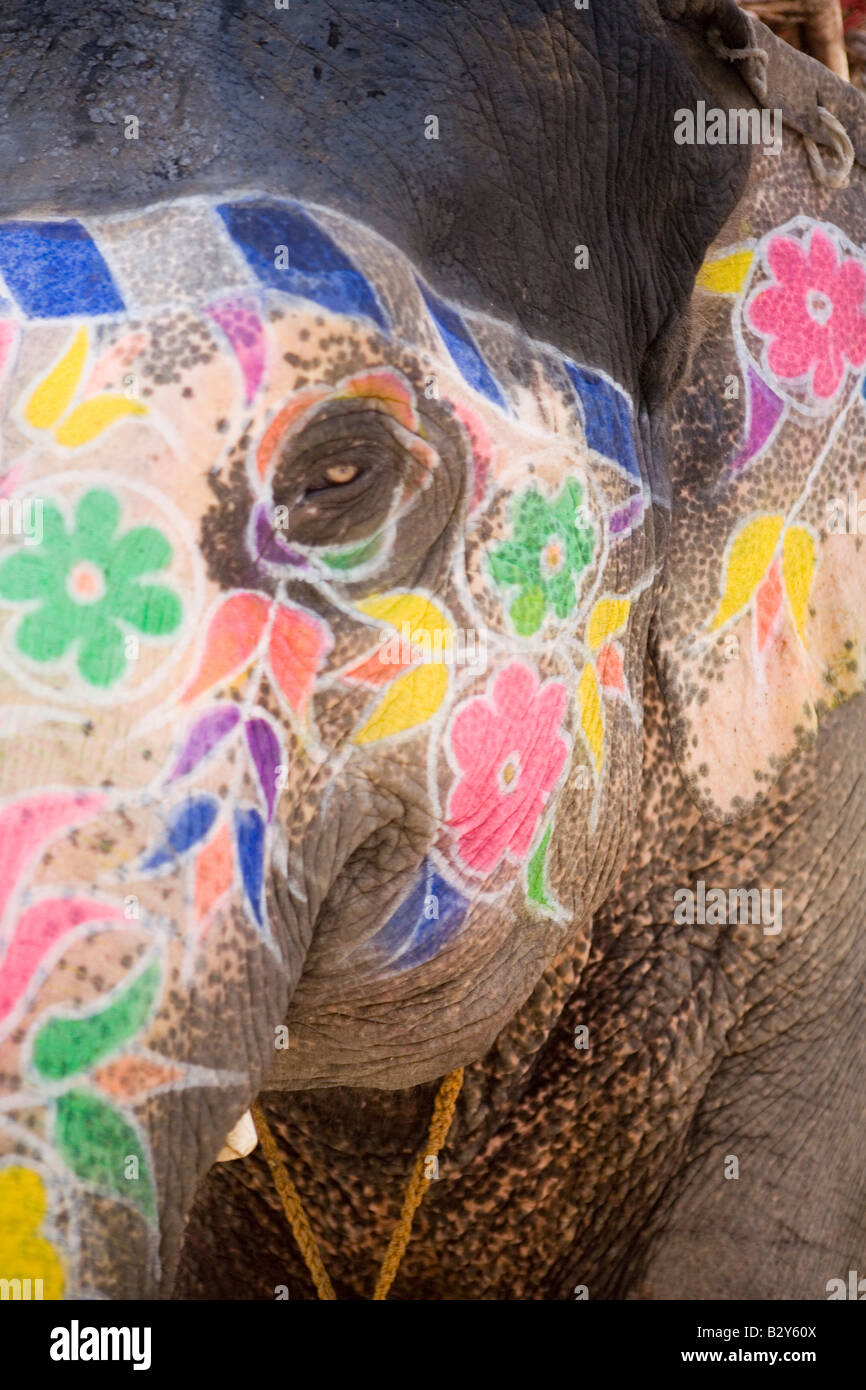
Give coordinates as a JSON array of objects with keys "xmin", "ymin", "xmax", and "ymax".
[
  {"xmin": 372, "ymin": 1066, "xmax": 464, "ymax": 1301},
  {"xmin": 251, "ymin": 1065, "xmax": 465, "ymax": 1301},
  {"xmin": 251, "ymin": 1102, "xmax": 337, "ymax": 1301}
]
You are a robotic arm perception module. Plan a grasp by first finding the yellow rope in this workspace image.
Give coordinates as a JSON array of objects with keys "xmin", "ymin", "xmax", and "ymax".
[
  {"xmin": 372, "ymin": 1065, "xmax": 464, "ymax": 1300},
  {"xmin": 252, "ymin": 1066, "xmax": 464, "ymax": 1301},
  {"xmin": 250, "ymin": 1101, "xmax": 336, "ymax": 1301}
]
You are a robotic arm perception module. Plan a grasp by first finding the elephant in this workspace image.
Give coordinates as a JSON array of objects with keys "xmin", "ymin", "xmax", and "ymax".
[{"xmin": 0, "ymin": 0, "xmax": 865, "ymax": 1302}]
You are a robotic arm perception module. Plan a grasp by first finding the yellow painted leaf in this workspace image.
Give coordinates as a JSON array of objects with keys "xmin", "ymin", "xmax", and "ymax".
[
  {"xmin": 355, "ymin": 592, "xmax": 452, "ymax": 651},
  {"xmin": 54, "ymin": 394, "xmax": 148, "ymax": 448},
  {"xmin": 577, "ymin": 662, "xmax": 603, "ymax": 776},
  {"xmin": 24, "ymin": 327, "xmax": 89, "ymax": 429},
  {"xmin": 710, "ymin": 514, "xmax": 784, "ymax": 631},
  {"xmin": 587, "ymin": 597, "xmax": 631, "ymax": 651},
  {"xmin": 696, "ymin": 249, "xmax": 754, "ymax": 296},
  {"xmin": 782, "ymin": 525, "xmax": 816, "ymax": 644},
  {"xmin": 353, "ymin": 661, "xmax": 449, "ymax": 744}
]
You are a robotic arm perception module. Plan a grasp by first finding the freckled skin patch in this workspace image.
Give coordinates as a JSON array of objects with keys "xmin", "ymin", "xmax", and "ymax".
[{"xmin": 657, "ymin": 146, "xmax": 866, "ymax": 821}]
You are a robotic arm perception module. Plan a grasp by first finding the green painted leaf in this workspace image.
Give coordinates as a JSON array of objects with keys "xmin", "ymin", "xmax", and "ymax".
[
  {"xmin": 510, "ymin": 586, "xmax": 545, "ymax": 636},
  {"xmin": 54, "ymin": 1088, "xmax": 156, "ymax": 1224},
  {"xmin": 548, "ymin": 570, "xmax": 577, "ymax": 620},
  {"xmin": 32, "ymin": 957, "xmax": 161, "ymax": 1081},
  {"xmin": 487, "ymin": 542, "xmax": 528, "ymax": 587},
  {"xmin": 107, "ymin": 526, "xmax": 173, "ymax": 583},
  {"xmin": 526, "ymin": 824, "xmax": 553, "ymax": 909},
  {"xmin": 77, "ymin": 620, "xmax": 128, "ymax": 688},
  {"xmin": 320, "ymin": 532, "xmax": 382, "ymax": 570},
  {"xmin": 110, "ymin": 582, "xmax": 182, "ymax": 636},
  {"xmin": 0, "ymin": 550, "xmax": 59, "ymax": 601},
  {"xmin": 551, "ymin": 477, "xmax": 582, "ymax": 529}
]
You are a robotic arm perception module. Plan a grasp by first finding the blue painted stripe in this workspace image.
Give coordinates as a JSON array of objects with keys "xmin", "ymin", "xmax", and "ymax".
[
  {"xmin": 0, "ymin": 220, "xmax": 125, "ymax": 318},
  {"xmin": 417, "ymin": 279, "xmax": 508, "ymax": 411},
  {"xmin": 563, "ymin": 359, "xmax": 641, "ymax": 479},
  {"xmin": 216, "ymin": 200, "xmax": 387, "ymax": 329},
  {"xmin": 367, "ymin": 858, "xmax": 469, "ymax": 972}
]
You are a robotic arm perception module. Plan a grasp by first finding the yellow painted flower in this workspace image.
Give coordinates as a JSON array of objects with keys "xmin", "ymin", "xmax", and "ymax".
[
  {"xmin": 351, "ymin": 593, "xmax": 454, "ymax": 744},
  {"xmin": 22, "ymin": 326, "xmax": 147, "ymax": 447},
  {"xmin": 0, "ymin": 1166, "xmax": 64, "ymax": 1299},
  {"xmin": 710, "ymin": 513, "xmax": 816, "ymax": 651}
]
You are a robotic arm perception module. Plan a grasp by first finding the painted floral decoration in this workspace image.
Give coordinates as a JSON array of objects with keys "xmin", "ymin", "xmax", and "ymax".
[
  {"xmin": 710, "ymin": 512, "xmax": 815, "ymax": 655},
  {"xmin": 252, "ymin": 367, "xmax": 438, "ymax": 576},
  {"xmin": 447, "ymin": 661, "xmax": 568, "ymax": 875},
  {"xmin": 0, "ymin": 488, "xmax": 181, "ymax": 687},
  {"xmin": 0, "ymin": 1167, "xmax": 64, "ymax": 1298},
  {"xmin": 488, "ymin": 478, "xmax": 595, "ymax": 635},
  {"xmin": 748, "ymin": 227, "xmax": 866, "ymax": 401}
]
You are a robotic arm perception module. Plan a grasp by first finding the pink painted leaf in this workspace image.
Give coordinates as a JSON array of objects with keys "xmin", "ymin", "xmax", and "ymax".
[
  {"xmin": 268, "ymin": 603, "xmax": 332, "ymax": 717},
  {"xmin": 180, "ymin": 592, "xmax": 271, "ymax": 705},
  {"xmin": 755, "ymin": 556, "xmax": 784, "ymax": 652},
  {"xmin": 0, "ymin": 321, "xmax": 18, "ymax": 383},
  {"xmin": 204, "ymin": 296, "xmax": 266, "ymax": 405},
  {"xmin": 596, "ymin": 642, "xmax": 626, "ymax": 694},
  {"xmin": 256, "ymin": 387, "xmax": 331, "ymax": 482},
  {"xmin": 93, "ymin": 1055, "xmax": 185, "ymax": 1100},
  {"xmin": 0, "ymin": 464, "xmax": 27, "ymax": 498},
  {"xmin": 339, "ymin": 645, "xmax": 416, "ymax": 688},
  {"xmin": 194, "ymin": 820, "xmax": 234, "ymax": 936},
  {"xmin": 0, "ymin": 896, "xmax": 124, "ymax": 1023},
  {"xmin": 0, "ymin": 792, "xmax": 107, "ymax": 932},
  {"xmin": 448, "ymin": 397, "xmax": 492, "ymax": 511}
]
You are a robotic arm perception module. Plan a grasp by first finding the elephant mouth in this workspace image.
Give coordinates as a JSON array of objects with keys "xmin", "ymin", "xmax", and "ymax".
[{"xmin": 268, "ymin": 802, "xmax": 569, "ymax": 1091}]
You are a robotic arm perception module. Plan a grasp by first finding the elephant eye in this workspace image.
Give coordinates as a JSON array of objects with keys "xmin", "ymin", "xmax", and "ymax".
[
  {"xmin": 324, "ymin": 463, "xmax": 360, "ymax": 486},
  {"xmin": 299, "ymin": 452, "xmax": 372, "ymax": 500},
  {"xmin": 269, "ymin": 401, "xmax": 418, "ymax": 550}
]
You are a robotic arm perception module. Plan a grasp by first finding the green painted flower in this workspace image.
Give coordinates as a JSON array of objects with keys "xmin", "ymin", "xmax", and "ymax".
[
  {"xmin": 488, "ymin": 477, "xmax": 595, "ymax": 636},
  {"xmin": 0, "ymin": 489, "xmax": 182, "ymax": 688}
]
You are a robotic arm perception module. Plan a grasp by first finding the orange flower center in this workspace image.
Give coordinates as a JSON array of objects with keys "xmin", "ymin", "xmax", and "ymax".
[
  {"xmin": 541, "ymin": 538, "xmax": 564, "ymax": 577},
  {"xmin": 499, "ymin": 753, "xmax": 521, "ymax": 792},
  {"xmin": 66, "ymin": 561, "xmax": 105, "ymax": 604}
]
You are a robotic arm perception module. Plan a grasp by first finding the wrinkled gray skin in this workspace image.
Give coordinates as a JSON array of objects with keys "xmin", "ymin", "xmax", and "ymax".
[{"xmin": 1, "ymin": 0, "xmax": 864, "ymax": 1299}]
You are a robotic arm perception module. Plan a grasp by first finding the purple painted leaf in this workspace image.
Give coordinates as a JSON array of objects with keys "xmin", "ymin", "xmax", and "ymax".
[
  {"xmin": 245, "ymin": 717, "xmax": 282, "ymax": 821},
  {"xmin": 252, "ymin": 504, "xmax": 308, "ymax": 569},
  {"xmin": 609, "ymin": 494, "xmax": 644, "ymax": 537},
  {"xmin": 731, "ymin": 365, "xmax": 784, "ymax": 474},
  {"xmin": 166, "ymin": 706, "xmax": 241, "ymax": 783}
]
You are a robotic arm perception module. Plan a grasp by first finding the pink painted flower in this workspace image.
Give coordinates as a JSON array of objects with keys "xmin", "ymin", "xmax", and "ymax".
[
  {"xmin": 749, "ymin": 227, "xmax": 866, "ymax": 400},
  {"xmin": 447, "ymin": 662, "xmax": 568, "ymax": 875}
]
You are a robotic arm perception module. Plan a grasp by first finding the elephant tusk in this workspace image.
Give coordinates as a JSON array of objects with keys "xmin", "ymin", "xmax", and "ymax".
[{"xmin": 216, "ymin": 1110, "xmax": 259, "ymax": 1162}]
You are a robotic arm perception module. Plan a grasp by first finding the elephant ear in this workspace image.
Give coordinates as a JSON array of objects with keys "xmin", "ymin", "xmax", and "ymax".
[{"xmin": 651, "ymin": 26, "xmax": 866, "ymax": 821}]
